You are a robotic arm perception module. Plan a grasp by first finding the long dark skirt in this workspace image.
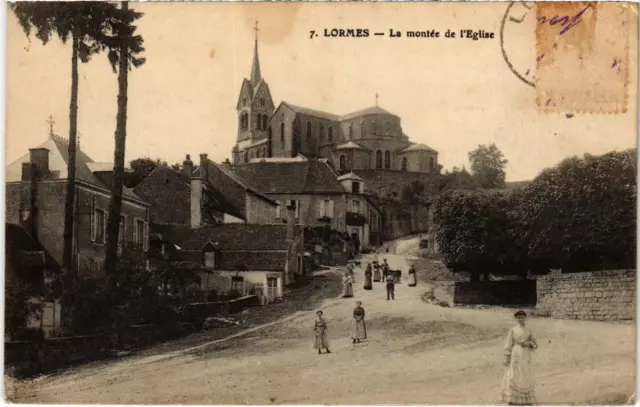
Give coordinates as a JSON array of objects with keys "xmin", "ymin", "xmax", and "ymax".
[
  {"xmin": 373, "ymin": 268, "xmax": 381, "ymax": 282},
  {"xmin": 364, "ymin": 275, "xmax": 373, "ymax": 290}
]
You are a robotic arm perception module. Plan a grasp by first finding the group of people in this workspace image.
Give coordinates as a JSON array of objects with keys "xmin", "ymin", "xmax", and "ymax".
[
  {"xmin": 342, "ymin": 259, "xmax": 419, "ymax": 301},
  {"xmin": 316, "ymin": 257, "xmax": 539, "ymax": 405}
]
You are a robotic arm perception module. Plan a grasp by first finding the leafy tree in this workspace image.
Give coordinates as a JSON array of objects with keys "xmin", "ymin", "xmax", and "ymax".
[
  {"xmin": 125, "ymin": 157, "xmax": 167, "ymax": 187},
  {"xmin": 468, "ymin": 144, "xmax": 508, "ymax": 189},
  {"xmin": 519, "ymin": 149, "xmax": 636, "ymax": 272},
  {"xmin": 104, "ymin": 1, "xmax": 146, "ymax": 279},
  {"xmin": 438, "ymin": 167, "xmax": 480, "ymax": 192},
  {"xmin": 10, "ymin": 2, "xmax": 122, "ymax": 275},
  {"xmin": 401, "ymin": 180, "xmax": 427, "ymax": 205},
  {"xmin": 5, "ymin": 277, "xmax": 43, "ymax": 340}
]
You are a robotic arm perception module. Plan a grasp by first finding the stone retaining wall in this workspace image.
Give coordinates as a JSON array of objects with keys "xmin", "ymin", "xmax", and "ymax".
[{"xmin": 536, "ymin": 270, "xmax": 635, "ymax": 321}]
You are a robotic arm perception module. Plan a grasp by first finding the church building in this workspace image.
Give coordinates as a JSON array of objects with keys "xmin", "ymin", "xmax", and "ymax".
[{"xmin": 231, "ymin": 23, "xmax": 441, "ymax": 175}]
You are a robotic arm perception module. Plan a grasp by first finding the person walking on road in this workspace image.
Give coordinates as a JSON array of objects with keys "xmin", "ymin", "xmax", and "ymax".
[
  {"xmin": 382, "ymin": 259, "xmax": 390, "ymax": 282},
  {"xmin": 502, "ymin": 310, "xmax": 538, "ymax": 405},
  {"xmin": 351, "ymin": 301, "xmax": 367, "ymax": 343},
  {"xmin": 385, "ymin": 272, "xmax": 396, "ymax": 300},
  {"xmin": 408, "ymin": 265, "xmax": 417, "ymax": 287},
  {"xmin": 342, "ymin": 273, "xmax": 354, "ymax": 298},
  {"xmin": 373, "ymin": 262, "xmax": 381, "ymax": 282},
  {"xmin": 313, "ymin": 310, "xmax": 331, "ymax": 354},
  {"xmin": 364, "ymin": 264, "xmax": 373, "ymax": 290}
]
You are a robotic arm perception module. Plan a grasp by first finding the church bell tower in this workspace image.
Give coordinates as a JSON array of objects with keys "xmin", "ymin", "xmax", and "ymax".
[{"xmin": 233, "ymin": 21, "xmax": 275, "ymax": 164}]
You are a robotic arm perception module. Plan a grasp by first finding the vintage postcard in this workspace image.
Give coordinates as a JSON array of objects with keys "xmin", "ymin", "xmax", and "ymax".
[{"xmin": 3, "ymin": 1, "xmax": 637, "ymax": 405}]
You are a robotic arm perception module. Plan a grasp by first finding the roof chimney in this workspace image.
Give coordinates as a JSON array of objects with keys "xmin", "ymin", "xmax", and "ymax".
[
  {"xmin": 200, "ymin": 154, "xmax": 209, "ymax": 182},
  {"xmin": 29, "ymin": 148, "xmax": 50, "ymax": 179},
  {"xmin": 183, "ymin": 154, "xmax": 193, "ymax": 177}
]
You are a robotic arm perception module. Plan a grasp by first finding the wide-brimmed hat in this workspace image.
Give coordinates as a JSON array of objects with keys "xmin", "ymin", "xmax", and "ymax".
[{"xmin": 514, "ymin": 310, "xmax": 527, "ymax": 318}]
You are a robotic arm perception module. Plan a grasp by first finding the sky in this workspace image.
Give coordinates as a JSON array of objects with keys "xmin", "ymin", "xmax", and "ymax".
[{"xmin": 5, "ymin": 2, "xmax": 638, "ymax": 182}]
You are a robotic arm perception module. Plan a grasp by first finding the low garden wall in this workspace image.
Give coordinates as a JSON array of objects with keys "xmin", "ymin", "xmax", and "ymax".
[
  {"xmin": 536, "ymin": 270, "xmax": 635, "ymax": 321},
  {"xmin": 453, "ymin": 280, "xmax": 537, "ymax": 306},
  {"xmin": 5, "ymin": 295, "xmax": 260, "ymax": 378}
]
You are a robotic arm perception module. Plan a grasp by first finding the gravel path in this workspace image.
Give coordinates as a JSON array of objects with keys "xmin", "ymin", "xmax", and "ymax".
[{"xmin": 5, "ymin": 245, "xmax": 635, "ymax": 405}]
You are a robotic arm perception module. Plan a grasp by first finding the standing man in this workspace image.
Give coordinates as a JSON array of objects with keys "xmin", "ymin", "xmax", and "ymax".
[
  {"xmin": 382, "ymin": 259, "xmax": 390, "ymax": 281},
  {"xmin": 385, "ymin": 271, "xmax": 396, "ymax": 300}
]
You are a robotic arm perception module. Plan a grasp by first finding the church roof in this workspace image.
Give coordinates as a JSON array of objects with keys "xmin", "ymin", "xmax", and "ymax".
[
  {"xmin": 340, "ymin": 106, "xmax": 395, "ymax": 121},
  {"xmin": 229, "ymin": 160, "xmax": 345, "ymax": 195},
  {"xmin": 337, "ymin": 172, "xmax": 364, "ymax": 182},
  {"xmin": 401, "ymin": 143, "xmax": 438, "ymax": 153},
  {"xmin": 6, "ymin": 135, "xmax": 142, "ymax": 201},
  {"xmin": 334, "ymin": 141, "xmax": 368, "ymax": 150},
  {"xmin": 281, "ymin": 102, "xmax": 340, "ymax": 121}
]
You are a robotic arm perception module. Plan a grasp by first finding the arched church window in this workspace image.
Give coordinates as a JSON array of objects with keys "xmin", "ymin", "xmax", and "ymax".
[
  {"xmin": 260, "ymin": 98, "xmax": 265, "ymax": 107},
  {"xmin": 371, "ymin": 120, "xmax": 376, "ymax": 135},
  {"xmin": 250, "ymin": 151, "xmax": 255, "ymax": 159},
  {"xmin": 385, "ymin": 122, "xmax": 390, "ymax": 134},
  {"xmin": 319, "ymin": 124, "xmax": 325, "ymax": 144},
  {"xmin": 243, "ymin": 98, "xmax": 247, "ymax": 106},
  {"xmin": 375, "ymin": 150, "xmax": 383, "ymax": 169},
  {"xmin": 256, "ymin": 149, "xmax": 261, "ymax": 158},
  {"xmin": 348, "ymin": 124, "xmax": 353, "ymax": 139},
  {"xmin": 360, "ymin": 120, "xmax": 364, "ymax": 138},
  {"xmin": 328, "ymin": 127, "xmax": 333, "ymax": 143},
  {"xmin": 263, "ymin": 115, "xmax": 268, "ymax": 129},
  {"xmin": 280, "ymin": 123, "xmax": 285, "ymax": 144},
  {"xmin": 384, "ymin": 150, "xmax": 391, "ymax": 169},
  {"xmin": 402, "ymin": 157, "xmax": 408, "ymax": 171},
  {"xmin": 263, "ymin": 147, "xmax": 267, "ymax": 157},
  {"xmin": 244, "ymin": 151, "xmax": 248, "ymax": 163},
  {"xmin": 429, "ymin": 157, "xmax": 435, "ymax": 172},
  {"xmin": 339, "ymin": 155, "xmax": 346, "ymax": 170},
  {"xmin": 306, "ymin": 122, "xmax": 312, "ymax": 141},
  {"xmin": 256, "ymin": 115, "xmax": 262, "ymax": 130}
]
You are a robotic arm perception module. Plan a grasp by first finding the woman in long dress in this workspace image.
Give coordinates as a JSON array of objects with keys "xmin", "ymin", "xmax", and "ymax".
[
  {"xmin": 351, "ymin": 301, "xmax": 367, "ymax": 343},
  {"xmin": 342, "ymin": 273, "xmax": 354, "ymax": 298},
  {"xmin": 364, "ymin": 264, "xmax": 373, "ymax": 290},
  {"xmin": 502, "ymin": 310, "xmax": 538, "ymax": 405},
  {"xmin": 373, "ymin": 263, "xmax": 381, "ymax": 282},
  {"xmin": 407, "ymin": 265, "xmax": 417, "ymax": 287},
  {"xmin": 313, "ymin": 310, "xmax": 331, "ymax": 354}
]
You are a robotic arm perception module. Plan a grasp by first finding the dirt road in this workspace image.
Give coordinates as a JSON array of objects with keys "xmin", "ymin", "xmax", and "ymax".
[{"xmin": 6, "ymin": 246, "xmax": 635, "ymax": 404}]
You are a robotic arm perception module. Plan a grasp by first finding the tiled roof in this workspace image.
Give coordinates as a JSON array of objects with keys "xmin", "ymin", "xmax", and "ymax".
[
  {"xmin": 401, "ymin": 143, "xmax": 438, "ymax": 153},
  {"xmin": 337, "ymin": 172, "xmax": 364, "ymax": 182},
  {"xmin": 230, "ymin": 160, "xmax": 345, "ymax": 194},
  {"xmin": 335, "ymin": 141, "xmax": 368, "ymax": 150},
  {"xmin": 6, "ymin": 136, "xmax": 141, "ymax": 201},
  {"xmin": 207, "ymin": 159, "xmax": 276, "ymax": 204},
  {"xmin": 151, "ymin": 223, "xmax": 293, "ymax": 251},
  {"xmin": 340, "ymin": 106, "xmax": 395, "ymax": 121},
  {"xmin": 282, "ymin": 102, "xmax": 340, "ymax": 121}
]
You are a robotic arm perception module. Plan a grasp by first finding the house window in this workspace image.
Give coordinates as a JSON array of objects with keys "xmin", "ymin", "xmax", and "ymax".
[
  {"xmin": 328, "ymin": 127, "xmax": 333, "ymax": 143},
  {"xmin": 244, "ymin": 151, "xmax": 248, "ymax": 163},
  {"xmin": 352, "ymin": 199, "xmax": 361, "ymax": 214},
  {"xmin": 204, "ymin": 251, "xmax": 216, "ymax": 269},
  {"xmin": 275, "ymin": 200, "xmax": 281, "ymax": 218},
  {"xmin": 375, "ymin": 150, "xmax": 383, "ymax": 169},
  {"xmin": 384, "ymin": 150, "xmax": 391, "ymax": 169},
  {"xmin": 429, "ymin": 157, "xmax": 435, "ymax": 172},
  {"xmin": 339, "ymin": 155, "xmax": 346, "ymax": 170},
  {"xmin": 92, "ymin": 208, "xmax": 106, "ymax": 244},
  {"xmin": 306, "ymin": 121, "xmax": 312, "ymax": 141},
  {"xmin": 291, "ymin": 200, "xmax": 300, "ymax": 219},
  {"xmin": 318, "ymin": 199, "xmax": 334, "ymax": 218},
  {"xmin": 250, "ymin": 151, "xmax": 255, "ymax": 159},
  {"xmin": 91, "ymin": 258, "xmax": 104, "ymax": 276},
  {"xmin": 133, "ymin": 219, "xmax": 149, "ymax": 251},
  {"xmin": 266, "ymin": 277, "xmax": 278, "ymax": 301},
  {"xmin": 402, "ymin": 157, "xmax": 408, "ymax": 171},
  {"xmin": 351, "ymin": 181, "xmax": 361, "ymax": 194}
]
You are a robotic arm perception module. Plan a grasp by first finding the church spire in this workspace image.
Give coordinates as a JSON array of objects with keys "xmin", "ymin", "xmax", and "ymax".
[{"xmin": 250, "ymin": 21, "xmax": 261, "ymax": 87}]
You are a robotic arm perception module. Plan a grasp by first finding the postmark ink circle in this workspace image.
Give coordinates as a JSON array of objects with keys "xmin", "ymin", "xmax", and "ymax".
[{"xmin": 500, "ymin": 1, "xmax": 536, "ymax": 88}]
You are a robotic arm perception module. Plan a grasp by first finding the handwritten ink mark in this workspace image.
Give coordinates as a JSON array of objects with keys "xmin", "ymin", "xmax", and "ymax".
[
  {"xmin": 537, "ymin": 54, "xmax": 545, "ymax": 63},
  {"xmin": 566, "ymin": 113, "xmax": 574, "ymax": 119},
  {"xmin": 612, "ymin": 59, "xmax": 618, "ymax": 68},
  {"xmin": 538, "ymin": 5, "xmax": 592, "ymax": 36},
  {"xmin": 546, "ymin": 98, "xmax": 556, "ymax": 107}
]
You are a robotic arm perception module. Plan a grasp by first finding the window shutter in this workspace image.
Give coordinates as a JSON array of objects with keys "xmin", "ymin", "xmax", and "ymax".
[
  {"xmin": 90, "ymin": 200, "xmax": 96, "ymax": 242},
  {"xmin": 319, "ymin": 200, "xmax": 325, "ymax": 217},
  {"xmin": 143, "ymin": 222, "xmax": 149, "ymax": 252},
  {"xmin": 133, "ymin": 220, "xmax": 139, "ymax": 245},
  {"xmin": 275, "ymin": 200, "xmax": 281, "ymax": 218},
  {"xmin": 329, "ymin": 200, "xmax": 334, "ymax": 218}
]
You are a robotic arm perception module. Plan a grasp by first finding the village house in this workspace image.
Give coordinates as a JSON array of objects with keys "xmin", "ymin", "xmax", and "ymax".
[
  {"xmin": 149, "ymin": 211, "xmax": 305, "ymax": 304},
  {"xmin": 5, "ymin": 135, "xmax": 151, "ymax": 277},
  {"xmin": 228, "ymin": 159, "xmax": 383, "ymax": 250},
  {"xmin": 134, "ymin": 153, "xmax": 278, "ymax": 227}
]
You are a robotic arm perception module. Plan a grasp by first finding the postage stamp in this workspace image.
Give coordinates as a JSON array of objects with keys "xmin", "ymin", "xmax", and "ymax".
[{"xmin": 535, "ymin": 2, "xmax": 634, "ymax": 114}]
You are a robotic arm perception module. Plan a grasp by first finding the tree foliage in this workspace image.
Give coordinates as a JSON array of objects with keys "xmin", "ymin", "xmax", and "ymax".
[
  {"xmin": 434, "ymin": 149, "xmax": 636, "ymax": 278},
  {"xmin": 519, "ymin": 149, "xmax": 636, "ymax": 271},
  {"xmin": 468, "ymin": 144, "xmax": 508, "ymax": 189}
]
